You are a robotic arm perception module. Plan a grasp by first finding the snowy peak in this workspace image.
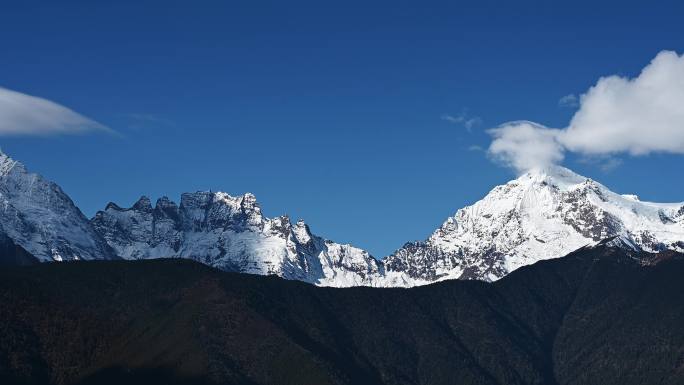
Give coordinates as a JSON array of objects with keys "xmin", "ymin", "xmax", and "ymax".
[
  {"xmin": 132, "ymin": 196, "xmax": 153, "ymax": 212},
  {"xmin": 176, "ymin": 191, "xmax": 265, "ymax": 232},
  {"xmin": 0, "ymin": 151, "xmax": 115, "ymax": 262},
  {"xmin": 91, "ymin": 191, "xmax": 383, "ymax": 287},
  {"xmin": 0, "ymin": 150, "xmax": 22, "ymax": 176},
  {"xmin": 293, "ymin": 219, "xmax": 313, "ymax": 244},
  {"xmin": 154, "ymin": 196, "xmax": 180, "ymax": 219},
  {"xmin": 519, "ymin": 165, "xmax": 588, "ymax": 189},
  {"xmin": 385, "ymin": 165, "xmax": 684, "ymax": 283}
]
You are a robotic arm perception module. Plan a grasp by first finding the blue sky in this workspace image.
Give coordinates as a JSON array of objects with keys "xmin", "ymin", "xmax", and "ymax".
[{"xmin": 1, "ymin": 0, "xmax": 683, "ymax": 257}]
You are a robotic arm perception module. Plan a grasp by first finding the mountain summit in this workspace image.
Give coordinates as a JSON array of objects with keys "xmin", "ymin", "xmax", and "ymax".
[
  {"xmin": 384, "ymin": 165, "xmax": 684, "ymax": 283},
  {"xmin": 0, "ymin": 151, "xmax": 114, "ymax": 262},
  {"xmin": 91, "ymin": 191, "xmax": 384, "ymax": 286}
]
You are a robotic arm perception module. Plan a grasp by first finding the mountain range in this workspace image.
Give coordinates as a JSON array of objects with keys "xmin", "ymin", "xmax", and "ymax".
[{"xmin": 1, "ymin": 150, "xmax": 683, "ymax": 286}]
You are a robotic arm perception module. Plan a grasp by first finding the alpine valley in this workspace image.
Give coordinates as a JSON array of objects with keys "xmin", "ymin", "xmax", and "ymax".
[{"xmin": 1, "ymin": 150, "xmax": 683, "ymax": 287}]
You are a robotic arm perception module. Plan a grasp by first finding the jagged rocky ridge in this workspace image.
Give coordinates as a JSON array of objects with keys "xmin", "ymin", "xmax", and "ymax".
[
  {"xmin": 91, "ymin": 192, "xmax": 384, "ymax": 286},
  {"xmin": 1, "ymin": 150, "xmax": 683, "ymax": 286}
]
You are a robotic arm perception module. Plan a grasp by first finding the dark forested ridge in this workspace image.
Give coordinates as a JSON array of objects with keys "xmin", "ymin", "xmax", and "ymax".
[{"xmin": 1, "ymin": 242, "xmax": 683, "ymax": 385}]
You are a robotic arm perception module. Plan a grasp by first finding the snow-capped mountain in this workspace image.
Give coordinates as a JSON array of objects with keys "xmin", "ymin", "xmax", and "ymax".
[
  {"xmin": 384, "ymin": 166, "xmax": 684, "ymax": 284},
  {"xmin": 91, "ymin": 192, "xmax": 384, "ymax": 286},
  {"xmin": 1, "ymin": 148, "xmax": 682, "ymax": 287},
  {"xmin": 0, "ymin": 151, "xmax": 115, "ymax": 262}
]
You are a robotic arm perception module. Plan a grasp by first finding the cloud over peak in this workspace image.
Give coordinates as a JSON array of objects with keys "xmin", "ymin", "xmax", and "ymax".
[
  {"xmin": 488, "ymin": 50, "xmax": 684, "ymax": 173},
  {"xmin": 0, "ymin": 86, "xmax": 111, "ymax": 136},
  {"xmin": 488, "ymin": 121, "xmax": 564, "ymax": 172}
]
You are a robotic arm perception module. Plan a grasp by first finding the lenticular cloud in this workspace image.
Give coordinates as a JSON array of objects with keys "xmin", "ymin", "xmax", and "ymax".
[{"xmin": 0, "ymin": 86, "xmax": 110, "ymax": 136}]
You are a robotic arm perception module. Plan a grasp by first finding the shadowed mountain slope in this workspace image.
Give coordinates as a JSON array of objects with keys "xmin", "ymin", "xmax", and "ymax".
[
  {"xmin": 0, "ymin": 233, "xmax": 39, "ymax": 267},
  {"xmin": 1, "ymin": 242, "xmax": 683, "ymax": 385}
]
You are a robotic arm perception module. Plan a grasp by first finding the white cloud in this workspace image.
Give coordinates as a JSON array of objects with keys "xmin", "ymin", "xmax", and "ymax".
[
  {"xmin": 561, "ymin": 50, "xmax": 684, "ymax": 155},
  {"xmin": 0, "ymin": 86, "xmax": 111, "ymax": 136},
  {"xmin": 558, "ymin": 93, "xmax": 579, "ymax": 108},
  {"xmin": 441, "ymin": 112, "xmax": 482, "ymax": 132},
  {"xmin": 488, "ymin": 121, "xmax": 564, "ymax": 172},
  {"xmin": 488, "ymin": 50, "xmax": 684, "ymax": 173}
]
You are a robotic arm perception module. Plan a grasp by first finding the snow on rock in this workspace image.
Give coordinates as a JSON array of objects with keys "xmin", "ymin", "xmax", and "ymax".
[
  {"xmin": 0, "ymin": 151, "xmax": 115, "ymax": 262},
  {"xmin": 384, "ymin": 165, "xmax": 684, "ymax": 284},
  {"xmin": 91, "ymin": 191, "xmax": 385, "ymax": 287},
  {"xmin": 2, "ymin": 147, "xmax": 682, "ymax": 287},
  {"xmin": 95, "ymin": 164, "xmax": 683, "ymax": 287}
]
